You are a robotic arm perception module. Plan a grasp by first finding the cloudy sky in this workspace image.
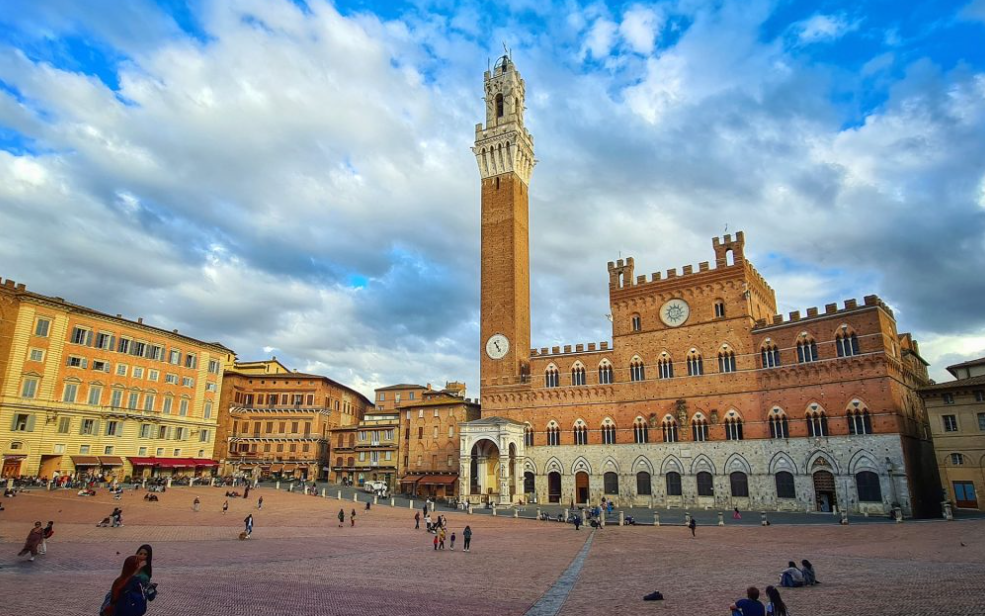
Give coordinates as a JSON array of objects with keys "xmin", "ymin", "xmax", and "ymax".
[{"xmin": 1, "ymin": 0, "xmax": 984, "ymax": 396}]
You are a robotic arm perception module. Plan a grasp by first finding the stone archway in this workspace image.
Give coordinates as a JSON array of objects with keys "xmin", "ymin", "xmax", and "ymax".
[
  {"xmin": 813, "ymin": 470, "xmax": 837, "ymax": 512},
  {"xmin": 470, "ymin": 438, "xmax": 500, "ymax": 503},
  {"xmin": 575, "ymin": 471, "xmax": 590, "ymax": 505}
]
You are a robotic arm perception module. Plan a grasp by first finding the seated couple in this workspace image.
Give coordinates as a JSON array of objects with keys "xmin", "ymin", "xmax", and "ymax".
[{"xmin": 779, "ymin": 560, "xmax": 819, "ymax": 587}]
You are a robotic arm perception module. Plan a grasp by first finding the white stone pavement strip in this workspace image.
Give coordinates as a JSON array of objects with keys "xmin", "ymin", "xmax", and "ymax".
[{"xmin": 523, "ymin": 531, "xmax": 595, "ymax": 616}]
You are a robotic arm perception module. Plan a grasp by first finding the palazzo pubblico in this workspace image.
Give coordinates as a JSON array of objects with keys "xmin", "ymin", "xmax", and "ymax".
[{"xmin": 458, "ymin": 56, "xmax": 941, "ymax": 518}]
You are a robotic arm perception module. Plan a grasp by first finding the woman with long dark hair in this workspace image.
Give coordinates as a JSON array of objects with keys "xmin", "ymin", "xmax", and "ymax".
[
  {"xmin": 800, "ymin": 559, "xmax": 819, "ymax": 585},
  {"xmin": 100, "ymin": 556, "xmax": 145, "ymax": 616},
  {"xmin": 765, "ymin": 585, "xmax": 788, "ymax": 616}
]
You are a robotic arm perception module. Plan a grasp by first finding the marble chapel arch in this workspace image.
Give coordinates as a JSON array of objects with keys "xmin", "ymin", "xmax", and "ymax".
[{"xmin": 458, "ymin": 55, "xmax": 940, "ymax": 517}]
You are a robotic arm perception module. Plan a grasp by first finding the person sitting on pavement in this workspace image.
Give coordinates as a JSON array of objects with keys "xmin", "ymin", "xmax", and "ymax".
[
  {"xmin": 800, "ymin": 559, "xmax": 820, "ymax": 585},
  {"xmin": 779, "ymin": 561, "xmax": 805, "ymax": 587},
  {"xmin": 730, "ymin": 586, "xmax": 766, "ymax": 616}
]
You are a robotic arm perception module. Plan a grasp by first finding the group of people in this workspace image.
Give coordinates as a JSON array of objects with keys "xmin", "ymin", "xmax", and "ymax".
[
  {"xmin": 97, "ymin": 508, "xmax": 124, "ymax": 527},
  {"xmin": 337, "ymin": 508, "xmax": 357, "ymax": 527},
  {"xmin": 729, "ymin": 561, "xmax": 819, "ymax": 615},
  {"xmin": 778, "ymin": 560, "xmax": 820, "ymax": 588},
  {"xmin": 100, "ymin": 544, "xmax": 157, "ymax": 616},
  {"xmin": 17, "ymin": 521, "xmax": 54, "ymax": 561}
]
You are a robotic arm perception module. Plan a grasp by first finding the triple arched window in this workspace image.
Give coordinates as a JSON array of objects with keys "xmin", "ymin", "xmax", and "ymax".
[
  {"xmin": 662, "ymin": 417, "xmax": 679, "ymax": 443},
  {"xmin": 687, "ymin": 352, "xmax": 704, "ymax": 376},
  {"xmin": 630, "ymin": 358, "xmax": 646, "ymax": 382},
  {"xmin": 571, "ymin": 364, "xmax": 586, "ymax": 386},
  {"xmin": 797, "ymin": 339, "xmax": 819, "ymax": 363},
  {"xmin": 545, "ymin": 366, "xmax": 559, "ymax": 388},
  {"xmin": 806, "ymin": 408, "xmax": 828, "ymax": 437},
  {"xmin": 601, "ymin": 421, "xmax": 616, "ymax": 445},
  {"xmin": 658, "ymin": 356, "xmax": 674, "ymax": 379},
  {"xmin": 769, "ymin": 409, "xmax": 789, "ymax": 439},
  {"xmin": 691, "ymin": 416, "xmax": 709, "ymax": 442},
  {"xmin": 724, "ymin": 414, "xmax": 744, "ymax": 440},
  {"xmin": 847, "ymin": 408, "xmax": 873, "ymax": 435},
  {"xmin": 598, "ymin": 361, "xmax": 614, "ymax": 385},
  {"xmin": 633, "ymin": 418, "xmax": 649, "ymax": 444},
  {"xmin": 524, "ymin": 425, "xmax": 534, "ymax": 447},
  {"xmin": 761, "ymin": 343, "xmax": 781, "ymax": 368},
  {"xmin": 837, "ymin": 332, "xmax": 860, "ymax": 357},
  {"xmin": 718, "ymin": 350, "xmax": 737, "ymax": 373},
  {"xmin": 573, "ymin": 423, "xmax": 588, "ymax": 445},
  {"xmin": 546, "ymin": 423, "xmax": 560, "ymax": 446}
]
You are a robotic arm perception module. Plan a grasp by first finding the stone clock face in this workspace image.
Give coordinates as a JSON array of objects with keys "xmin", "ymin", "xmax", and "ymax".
[
  {"xmin": 659, "ymin": 299, "xmax": 691, "ymax": 327},
  {"xmin": 485, "ymin": 334, "xmax": 510, "ymax": 360}
]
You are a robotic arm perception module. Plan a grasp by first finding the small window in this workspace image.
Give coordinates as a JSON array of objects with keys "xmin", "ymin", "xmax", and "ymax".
[
  {"xmin": 630, "ymin": 359, "xmax": 645, "ymax": 382},
  {"xmin": 836, "ymin": 332, "xmax": 860, "ymax": 358},
  {"xmin": 769, "ymin": 412, "xmax": 789, "ymax": 439},
  {"xmin": 21, "ymin": 378, "xmax": 38, "ymax": 399},
  {"xmin": 574, "ymin": 424, "xmax": 588, "ymax": 445},
  {"xmin": 729, "ymin": 472, "xmax": 749, "ymax": 497},
  {"xmin": 601, "ymin": 423, "xmax": 616, "ymax": 444},
  {"xmin": 70, "ymin": 326, "xmax": 90, "ymax": 345},
  {"xmin": 775, "ymin": 471, "xmax": 796, "ymax": 498},
  {"xmin": 62, "ymin": 382, "xmax": 79, "ymax": 403},
  {"xmin": 57, "ymin": 417, "xmax": 71, "ymax": 433},
  {"xmin": 978, "ymin": 413, "xmax": 985, "ymax": 432},
  {"xmin": 691, "ymin": 418, "xmax": 708, "ymax": 442},
  {"xmin": 634, "ymin": 420, "xmax": 649, "ymax": 444},
  {"xmin": 951, "ymin": 453, "xmax": 964, "ymax": 465},
  {"xmin": 662, "ymin": 419, "xmax": 678, "ymax": 443},
  {"xmin": 658, "ymin": 357, "xmax": 674, "ymax": 379},
  {"xmin": 28, "ymin": 348, "xmax": 44, "ymax": 362},
  {"xmin": 943, "ymin": 415, "xmax": 958, "ymax": 432},
  {"xmin": 118, "ymin": 337, "xmax": 131, "ymax": 354},
  {"xmin": 943, "ymin": 393, "xmax": 955, "ymax": 405},
  {"xmin": 34, "ymin": 318, "xmax": 51, "ymax": 337},
  {"xmin": 80, "ymin": 445, "xmax": 91, "ymax": 454},
  {"xmin": 11, "ymin": 413, "xmax": 33, "ymax": 432},
  {"xmin": 524, "ymin": 426, "xmax": 534, "ymax": 446},
  {"xmin": 547, "ymin": 425, "xmax": 560, "ymax": 446},
  {"xmin": 975, "ymin": 390, "xmax": 985, "ymax": 403},
  {"xmin": 598, "ymin": 362, "xmax": 613, "ymax": 385},
  {"xmin": 495, "ymin": 93, "xmax": 504, "ymax": 118},
  {"xmin": 631, "ymin": 314, "xmax": 641, "ymax": 332},
  {"xmin": 603, "ymin": 472, "xmax": 619, "ymax": 495},
  {"xmin": 179, "ymin": 399, "xmax": 189, "ymax": 416},
  {"xmin": 636, "ymin": 471, "xmax": 652, "ymax": 495},
  {"xmin": 856, "ymin": 471, "xmax": 882, "ymax": 502},
  {"xmin": 724, "ymin": 416, "xmax": 743, "ymax": 440},
  {"xmin": 761, "ymin": 344, "xmax": 781, "ymax": 368},
  {"xmin": 714, "ymin": 301, "xmax": 726, "ymax": 318},
  {"xmin": 848, "ymin": 409, "xmax": 873, "ymax": 435},
  {"xmin": 718, "ymin": 351, "xmax": 737, "ymax": 374},
  {"xmin": 807, "ymin": 410, "xmax": 828, "ymax": 437},
  {"xmin": 571, "ymin": 365, "xmax": 586, "ymax": 386},
  {"xmin": 117, "ymin": 364, "xmax": 128, "ymax": 377},
  {"xmin": 797, "ymin": 340, "xmax": 819, "ymax": 363},
  {"xmin": 545, "ymin": 366, "xmax": 560, "ymax": 388},
  {"xmin": 687, "ymin": 353, "xmax": 704, "ymax": 376}
]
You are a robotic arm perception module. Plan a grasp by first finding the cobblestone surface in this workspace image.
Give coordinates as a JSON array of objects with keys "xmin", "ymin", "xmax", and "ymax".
[{"xmin": 1, "ymin": 487, "xmax": 983, "ymax": 615}]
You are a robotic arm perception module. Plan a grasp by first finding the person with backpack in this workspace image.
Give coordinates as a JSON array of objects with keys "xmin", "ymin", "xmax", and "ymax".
[
  {"xmin": 338, "ymin": 509, "xmax": 345, "ymax": 528},
  {"xmin": 40, "ymin": 521, "xmax": 54, "ymax": 555},
  {"xmin": 463, "ymin": 525, "xmax": 472, "ymax": 552},
  {"xmin": 100, "ymin": 555, "xmax": 147, "ymax": 616}
]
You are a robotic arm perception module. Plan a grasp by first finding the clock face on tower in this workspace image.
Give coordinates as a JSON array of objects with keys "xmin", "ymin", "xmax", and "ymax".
[
  {"xmin": 485, "ymin": 334, "xmax": 510, "ymax": 360},
  {"xmin": 659, "ymin": 299, "xmax": 691, "ymax": 327}
]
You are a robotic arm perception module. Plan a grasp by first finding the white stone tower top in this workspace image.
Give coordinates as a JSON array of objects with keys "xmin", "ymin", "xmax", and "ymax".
[{"xmin": 472, "ymin": 55, "xmax": 535, "ymax": 185}]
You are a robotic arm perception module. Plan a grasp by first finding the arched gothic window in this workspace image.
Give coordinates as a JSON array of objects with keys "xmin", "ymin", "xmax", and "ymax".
[
  {"xmin": 571, "ymin": 365, "xmax": 586, "ymax": 386},
  {"xmin": 634, "ymin": 418, "xmax": 649, "ymax": 444},
  {"xmin": 769, "ymin": 409, "xmax": 789, "ymax": 439},
  {"xmin": 806, "ymin": 408, "xmax": 828, "ymax": 437},
  {"xmin": 724, "ymin": 415, "xmax": 744, "ymax": 440},
  {"xmin": 666, "ymin": 472, "xmax": 682, "ymax": 496},
  {"xmin": 856, "ymin": 471, "xmax": 882, "ymax": 502},
  {"xmin": 524, "ymin": 424, "xmax": 534, "ymax": 447},
  {"xmin": 658, "ymin": 356, "xmax": 674, "ymax": 379},
  {"xmin": 730, "ymin": 472, "xmax": 749, "ymax": 497},
  {"xmin": 573, "ymin": 423, "xmax": 588, "ymax": 445},
  {"xmin": 761, "ymin": 343, "xmax": 781, "ymax": 368},
  {"xmin": 545, "ymin": 366, "xmax": 559, "ymax": 388},
  {"xmin": 718, "ymin": 350, "xmax": 737, "ymax": 373},
  {"xmin": 847, "ymin": 408, "xmax": 873, "ymax": 435},
  {"xmin": 601, "ymin": 421, "xmax": 616, "ymax": 445},
  {"xmin": 691, "ymin": 417, "xmax": 709, "ymax": 442},
  {"xmin": 797, "ymin": 339, "xmax": 819, "ymax": 363},
  {"xmin": 714, "ymin": 300, "xmax": 726, "ymax": 318},
  {"xmin": 495, "ymin": 93, "xmax": 504, "ymax": 117},
  {"xmin": 687, "ymin": 352, "xmax": 704, "ymax": 376},
  {"xmin": 631, "ymin": 314, "xmax": 641, "ymax": 332},
  {"xmin": 696, "ymin": 471, "xmax": 714, "ymax": 496},
  {"xmin": 598, "ymin": 361, "xmax": 613, "ymax": 385},
  {"xmin": 837, "ymin": 332, "xmax": 860, "ymax": 357},
  {"xmin": 662, "ymin": 417, "xmax": 679, "ymax": 443},
  {"xmin": 630, "ymin": 358, "xmax": 646, "ymax": 382},
  {"xmin": 546, "ymin": 423, "xmax": 560, "ymax": 446}
]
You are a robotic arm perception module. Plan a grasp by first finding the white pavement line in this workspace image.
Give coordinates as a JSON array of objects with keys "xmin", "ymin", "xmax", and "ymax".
[{"xmin": 523, "ymin": 531, "xmax": 595, "ymax": 616}]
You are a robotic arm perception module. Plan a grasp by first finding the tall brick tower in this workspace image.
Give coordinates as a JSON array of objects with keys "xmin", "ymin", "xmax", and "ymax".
[{"xmin": 473, "ymin": 55, "xmax": 535, "ymax": 389}]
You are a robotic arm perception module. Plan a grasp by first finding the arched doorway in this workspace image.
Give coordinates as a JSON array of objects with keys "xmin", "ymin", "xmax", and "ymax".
[
  {"xmin": 575, "ymin": 471, "xmax": 590, "ymax": 504},
  {"xmin": 548, "ymin": 472, "xmax": 561, "ymax": 503},
  {"xmin": 523, "ymin": 471, "xmax": 535, "ymax": 495},
  {"xmin": 469, "ymin": 439, "xmax": 500, "ymax": 503},
  {"xmin": 813, "ymin": 470, "xmax": 837, "ymax": 512}
]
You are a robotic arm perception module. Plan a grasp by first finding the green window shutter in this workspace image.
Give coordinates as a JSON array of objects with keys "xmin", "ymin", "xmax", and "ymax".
[
  {"xmin": 81, "ymin": 358, "xmax": 88, "ymax": 369},
  {"xmin": 86, "ymin": 330, "xmax": 93, "ymax": 346},
  {"xmin": 10, "ymin": 415, "xmax": 18, "ymax": 431},
  {"xmin": 92, "ymin": 420, "xmax": 100, "ymax": 435},
  {"xmin": 26, "ymin": 415, "xmax": 36, "ymax": 432}
]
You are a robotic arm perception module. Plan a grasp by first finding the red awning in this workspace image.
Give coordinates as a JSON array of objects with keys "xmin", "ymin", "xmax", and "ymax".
[
  {"xmin": 127, "ymin": 457, "xmax": 217, "ymax": 468},
  {"xmin": 2, "ymin": 454, "xmax": 27, "ymax": 460},
  {"xmin": 128, "ymin": 457, "xmax": 158, "ymax": 466},
  {"xmin": 193, "ymin": 459, "xmax": 218, "ymax": 467},
  {"xmin": 419, "ymin": 475, "xmax": 458, "ymax": 486},
  {"xmin": 399, "ymin": 475, "xmax": 423, "ymax": 485}
]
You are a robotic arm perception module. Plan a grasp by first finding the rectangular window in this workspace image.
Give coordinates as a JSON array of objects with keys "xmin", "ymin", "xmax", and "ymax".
[
  {"xmin": 446, "ymin": 455, "xmax": 453, "ymax": 467},
  {"xmin": 80, "ymin": 445, "xmax": 90, "ymax": 454},
  {"xmin": 138, "ymin": 446, "xmax": 148, "ymax": 456},
  {"xmin": 158, "ymin": 426, "xmax": 167, "ymax": 439},
  {"xmin": 175, "ymin": 427, "xmax": 186, "ymax": 440},
  {"xmin": 62, "ymin": 382, "xmax": 78, "ymax": 403},
  {"xmin": 21, "ymin": 378, "xmax": 38, "ymax": 399},
  {"xmin": 148, "ymin": 369, "xmax": 159, "ymax": 382},
  {"xmin": 140, "ymin": 424, "xmax": 152, "ymax": 438},
  {"xmin": 95, "ymin": 332, "xmax": 112, "ymax": 350},
  {"xmin": 418, "ymin": 427, "xmax": 423, "ymax": 439},
  {"xmin": 165, "ymin": 373, "xmax": 178, "ymax": 384},
  {"xmin": 118, "ymin": 337, "xmax": 131, "ymax": 354},
  {"xmin": 384, "ymin": 451, "xmax": 392, "ymax": 461},
  {"xmin": 433, "ymin": 426, "xmax": 439, "ymax": 438},
  {"xmin": 57, "ymin": 417, "xmax": 71, "ymax": 433},
  {"xmin": 179, "ymin": 399, "xmax": 189, "ymax": 416},
  {"xmin": 88, "ymin": 386, "xmax": 103, "ymax": 406},
  {"xmin": 143, "ymin": 394, "xmax": 155, "ymax": 412},
  {"xmin": 181, "ymin": 377, "xmax": 193, "ymax": 388},
  {"xmin": 200, "ymin": 429, "xmax": 210, "ymax": 442},
  {"xmin": 208, "ymin": 359, "xmax": 220, "ymax": 374},
  {"xmin": 131, "ymin": 341, "xmax": 146, "ymax": 357},
  {"xmin": 92, "ymin": 360, "xmax": 109, "ymax": 373},
  {"xmin": 156, "ymin": 447, "xmax": 164, "ymax": 456},
  {"xmin": 169, "ymin": 349, "xmax": 181, "ymax": 364},
  {"xmin": 204, "ymin": 401, "xmax": 213, "ymax": 419},
  {"xmin": 358, "ymin": 452, "xmax": 366, "ymax": 461},
  {"xmin": 81, "ymin": 419, "xmax": 95, "ymax": 435},
  {"xmin": 70, "ymin": 326, "xmax": 89, "ymax": 345},
  {"xmin": 106, "ymin": 421, "xmax": 119, "ymax": 436},
  {"xmin": 28, "ymin": 348, "xmax": 44, "ymax": 362},
  {"xmin": 110, "ymin": 389, "xmax": 123, "ymax": 408},
  {"xmin": 133, "ymin": 367, "xmax": 144, "ymax": 379},
  {"xmin": 184, "ymin": 354, "xmax": 197, "ymax": 369},
  {"xmin": 978, "ymin": 413, "xmax": 985, "ymax": 432},
  {"xmin": 379, "ymin": 393, "xmax": 385, "ymax": 401},
  {"xmin": 416, "ymin": 455, "xmax": 422, "ymax": 467},
  {"xmin": 12, "ymin": 413, "xmax": 31, "ymax": 431},
  {"xmin": 67, "ymin": 355, "xmax": 86, "ymax": 368},
  {"xmin": 943, "ymin": 393, "xmax": 955, "ymax": 405},
  {"xmin": 162, "ymin": 397, "xmax": 172, "ymax": 414},
  {"xmin": 53, "ymin": 444, "xmax": 65, "ymax": 454},
  {"xmin": 116, "ymin": 364, "xmax": 128, "ymax": 377},
  {"xmin": 128, "ymin": 392, "xmax": 139, "ymax": 409},
  {"xmin": 409, "ymin": 392, "xmax": 415, "ymax": 400},
  {"xmin": 434, "ymin": 409, "xmax": 440, "ymax": 417},
  {"xmin": 35, "ymin": 317, "xmax": 51, "ymax": 337},
  {"xmin": 418, "ymin": 409, "xmax": 424, "ymax": 418},
  {"xmin": 943, "ymin": 415, "xmax": 959, "ymax": 432},
  {"xmin": 173, "ymin": 449, "xmax": 181, "ymax": 457},
  {"xmin": 205, "ymin": 382, "xmax": 217, "ymax": 392},
  {"xmin": 448, "ymin": 425, "xmax": 454, "ymax": 438},
  {"xmin": 148, "ymin": 345, "xmax": 163, "ymax": 361}
]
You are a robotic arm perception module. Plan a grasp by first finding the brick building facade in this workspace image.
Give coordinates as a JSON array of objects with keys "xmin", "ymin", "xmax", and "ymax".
[
  {"xmin": 214, "ymin": 359, "xmax": 369, "ymax": 481},
  {"xmin": 0, "ymin": 276, "xmax": 233, "ymax": 481},
  {"xmin": 460, "ymin": 57, "xmax": 940, "ymax": 517}
]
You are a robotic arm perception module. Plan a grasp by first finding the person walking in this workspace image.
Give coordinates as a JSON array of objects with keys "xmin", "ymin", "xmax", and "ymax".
[
  {"xmin": 244, "ymin": 486, "xmax": 250, "ymax": 499},
  {"xmin": 573, "ymin": 515, "xmax": 582, "ymax": 531},
  {"xmin": 350, "ymin": 509, "xmax": 356, "ymax": 527},
  {"xmin": 338, "ymin": 509, "xmax": 345, "ymax": 528},
  {"xmin": 40, "ymin": 521, "xmax": 54, "ymax": 555},
  {"xmin": 258, "ymin": 495, "xmax": 263, "ymax": 510},
  {"xmin": 438, "ymin": 527, "xmax": 446, "ymax": 550},
  {"xmin": 222, "ymin": 500, "xmax": 229, "ymax": 514},
  {"xmin": 18, "ymin": 521, "xmax": 45, "ymax": 562},
  {"xmin": 463, "ymin": 525, "xmax": 472, "ymax": 552},
  {"xmin": 414, "ymin": 511, "xmax": 421, "ymax": 529},
  {"xmin": 244, "ymin": 514, "xmax": 254, "ymax": 538},
  {"xmin": 193, "ymin": 497, "xmax": 200, "ymax": 512},
  {"xmin": 425, "ymin": 513, "xmax": 432, "ymax": 533},
  {"xmin": 733, "ymin": 507, "xmax": 742, "ymax": 520},
  {"xmin": 450, "ymin": 531, "xmax": 456, "ymax": 551},
  {"xmin": 433, "ymin": 533, "xmax": 439, "ymax": 551},
  {"xmin": 688, "ymin": 517, "xmax": 697, "ymax": 538}
]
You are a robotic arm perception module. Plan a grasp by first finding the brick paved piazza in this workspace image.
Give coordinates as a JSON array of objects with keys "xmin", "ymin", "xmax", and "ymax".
[{"xmin": 1, "ymin": 487, "xmax": 983, "ymax": 615}]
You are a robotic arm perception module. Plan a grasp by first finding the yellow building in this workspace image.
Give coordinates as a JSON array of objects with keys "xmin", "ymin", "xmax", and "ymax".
[
  {"xmin": 920, "ymin": 357, "xmax": 985, "ymax": 511},
  {"xmin": 352, "ymin": 411, "xmax": 400, "ymax": 489},
  {"xmin": 0, "ymin": 276, "xmax": 234, "ymax": 481}
]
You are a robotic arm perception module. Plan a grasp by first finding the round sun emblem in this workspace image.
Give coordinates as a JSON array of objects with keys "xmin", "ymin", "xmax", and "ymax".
[{"xmin": 659, "ymin": 299, "xmax": 690, "ymax": 327}]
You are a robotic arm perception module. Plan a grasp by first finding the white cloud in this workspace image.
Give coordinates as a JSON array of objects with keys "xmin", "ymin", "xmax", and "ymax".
[
  {"xmin": 795, "ymin": 13, "xmax": 859, "ymax": 44},
  {"xmin": 582, "ymin": 18, "xmax": 618, "ymax": 59},
  {"xmin": 619, "ymin": 5, "xmax": 662, "ymax": 55}
]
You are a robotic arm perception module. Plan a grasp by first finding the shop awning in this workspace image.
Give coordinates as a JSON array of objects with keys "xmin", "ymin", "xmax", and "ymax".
[
  {"xmin": 269, "ymin": 464, "xmax": 283, "ymax": 472},
  {"xmin": 282, "ymin": 465, "xmax": 297, "ymax": 472},
  {"xmin": 2, "ymin": 454, "xmax": 27, "ymax": 460},
  {"xmin": 399, "ymin": 475, "xmax": 423, "ymax": 485},
  {"xmin": 155, "ymin": 459, "xmax": 197, "ymax": 468},
  {"xmin": 71, "ymin": 455, "xmax": 101, "ymax": 466},
  {"xmin": 128, "ymin": 457, "xmax": 158, "ymax": 466},
  {"xmin": 193, "ymin": 459, "xmax": 218, "ymax": 467},
  {"xmin": 127, "ymin": 457, "xmax": 218, "ymax": 468},
  {"xmin": 419, "ymin": 475, "xmax": 458, "ymax": 486},
  {"xmin": 99, "ymin": 456, "xmax": 123, "ymax": 466}
]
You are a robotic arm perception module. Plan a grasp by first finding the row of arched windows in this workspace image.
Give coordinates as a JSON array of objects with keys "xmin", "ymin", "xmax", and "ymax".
[
  {"xmin": 523, "ymin": 407, "xmax": 873, "ymax": 446},
  {"xmin": 548, "ymin": 470, "xmax": 882, "ymax": 502},
  {"xmin": 542, "ymin": 333, "xmax": 863, "ymax": 388}
]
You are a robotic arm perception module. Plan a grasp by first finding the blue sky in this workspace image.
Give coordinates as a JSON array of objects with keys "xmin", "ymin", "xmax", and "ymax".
[{"xmin": 1, "ymin": 0, "xmax": 984, "ymax": 393}]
